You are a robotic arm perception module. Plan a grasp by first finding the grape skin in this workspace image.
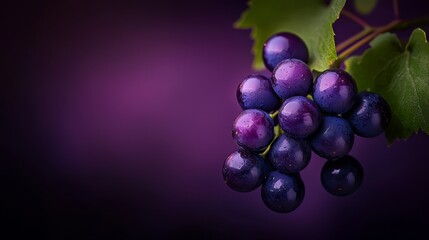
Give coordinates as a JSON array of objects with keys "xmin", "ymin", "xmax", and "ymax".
[
  {"xmin": 271, "ymin": 58, "xmax": 313, "ymax": 100},
  {"xmin": 344, "ymin": 91, "xmax": 391, "ymax": 138},
  {"xmin": 320, "ymin": 155, "xmax": 363, "ymax": 196},
  {"xmin": 313, "ymin": 69, "xmax": 358, "ymax": 114},
  {"xmin": 278, "ymin": 96, "xmax": 321, "ymax": 138},
  {"xmin": 223, "ymin": 149, "xmax": 272, "ymax": 192},
  {"xmin": 232, "ymin": 109, "xmax": 274, "ymax": 152},
  {"xmin": 268, "ymin": 134, "xmax": 311, "ymax": 173},
  {"xmin": 261, "ymin": 171, "xmax": 305, "ymax": 213},
  {"xmin": 262, "ymin": 32, "xmax": 309, "ymax": 72},
  {"xmin": 237, "ymin": 74, "xmax": 281, "ymax": 113},
  {"xmin": 310, "ymin": 116, "xmax": 354, "ymax": 160}
]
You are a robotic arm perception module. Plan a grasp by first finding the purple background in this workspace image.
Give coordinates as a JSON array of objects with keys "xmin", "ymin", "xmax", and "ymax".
[{"xmin": 2, "ymin": 0, "xmax": 429, "ymax": 239}]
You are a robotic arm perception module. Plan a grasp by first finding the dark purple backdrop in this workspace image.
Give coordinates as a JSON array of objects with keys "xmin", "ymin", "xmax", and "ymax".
[{"xmin": 2, "ymin": 0, "xmax": 429, "ymax": 239}]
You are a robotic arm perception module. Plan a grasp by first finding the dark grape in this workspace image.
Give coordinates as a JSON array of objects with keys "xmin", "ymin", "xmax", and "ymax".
[
  {"xmin": 223, "ymin": 149, "xmax": 271, "ymax": 192},
  {"xmin": 232, "ymin": 109, "xmax": 274, "ymax": 152},
  {"xmin": 237, "ymin": 74, "xmax": 281, "ymax": 112},
  {"xmin": 261, "ymin": 171, "xmax": 305, "ymax": 213},
  {"xmin": 268, "ymin": 134, "xmax": 311, "ymax": 173},
  {"xmin": 321, "ymin": 155, "xmax": 363, "ymax": 196},
  {"xmin": 262, "ymin": 32, "xmax": 309, "ymax": 72},
  {"xmin": 271, "ymin": 59, "xmax": 313, "ymax": 100},
  {"xmin": 344, "ymin": 91, "xmax": 391, "ymax": 138},
  {"xmin": 313, "ymin": 69, "xmax": 357, "ymax": 114},
  {"xmin": 310, "ymin": 116, "xmax": 354, "ymax": 160},
  {"xmin": 278, "ymin": 96, "xmax": 321, "ymax": 138}
]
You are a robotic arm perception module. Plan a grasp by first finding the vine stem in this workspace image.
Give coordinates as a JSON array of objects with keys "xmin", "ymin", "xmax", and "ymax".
[
  {"xmin": 336, "ymin": 27, "xmax": 373, "ymax": 52},
  {"xmin": 331, "ymin": 17, "xmax": 429, "ymax": 68},
  {"xmin": 393, "ymin": 0, "xmax": 400, "ymax": 20},
  {"xmin": 341, "ymin": 9, "xmax": 371, "ymax": 28}
]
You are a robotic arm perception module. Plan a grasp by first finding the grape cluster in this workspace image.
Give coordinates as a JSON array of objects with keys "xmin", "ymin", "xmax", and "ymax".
[{"xmin": 223, "ymin": 32, "xmax": 391, "ymax": 213}]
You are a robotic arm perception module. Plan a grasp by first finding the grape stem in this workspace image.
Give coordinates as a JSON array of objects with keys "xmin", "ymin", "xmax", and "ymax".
[
  {"xmin": 269, "ymin": 110, "xmax": 278, "ymax": 119},
  {"xmin": 332, "ymin": 17, "xmax": 429, "ymax": 68},
  {"xmin": 261, "ymin": 124, "xmax": 281, "ymax": 157}
]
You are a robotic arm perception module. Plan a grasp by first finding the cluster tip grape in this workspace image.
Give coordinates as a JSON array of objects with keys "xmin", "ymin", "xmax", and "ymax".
[{"xmin": 223, "ymin": 32, "xmax": 391, "ymax": 213}]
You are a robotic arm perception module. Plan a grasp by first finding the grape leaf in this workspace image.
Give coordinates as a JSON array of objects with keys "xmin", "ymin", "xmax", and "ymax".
[
  {"xmin": 353, "ymin": 0, "xmax": 378, "ymax": 15},
  {"xmin": 235, "ymin": 0, "xmax": 346, "ymax": 72},
  {"xmin": 345, "ymin": 29, "xmax": 429, "ymax": 143}
]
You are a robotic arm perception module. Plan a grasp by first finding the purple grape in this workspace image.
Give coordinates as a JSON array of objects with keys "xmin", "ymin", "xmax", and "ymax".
[
  {"xmin": 263, "ymin": 32, "xmax": 309, "ymax": 72},
  {"xmin": 278, "ymin": 96, "xmax": 321, "ymax": 138},
  {"xmin": 310, "ymin": 116, "xmax": 354, "ymax": 160},
  {"xmin": 223, "ymin": 149, "xmax": 272, "ymax": 192},
  {"xmin": 344, "ymin": 91, "xmax": 391, "ymax": 138},
  {"xmin": 261, "ymin": 171, "xmax": 305, "ymax": 213},
  {"xmin": 271, "ymin": 59, "xmax": 313, "ymax": 100},
  {"xmin": 321, "ymin": 155, "xmax": 363, "ymax": 196},
  {"xmin": 237, "ymin": 74, "xmax": 281, "ymax": 113},
  {"xmin": 313, "ymin": 69, "xmax": 358, "ymax": 114},
  {"xmin": 268, "ymin": 134, "xmax": 311, "ymax": 173},
  {"xmin": 232, "ymin": 109, "xmax": 274, "ymax": 152}
]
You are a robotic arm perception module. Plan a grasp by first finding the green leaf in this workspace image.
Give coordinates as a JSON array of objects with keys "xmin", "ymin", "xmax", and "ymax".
[
  {"xmin": 353, "ymin": 0, "xmax": 378, "ymax": 15},
  {"xmin": 235, "ymin": 0, "xmax": 346, "ymax": 72},
  {"xmin": 345, "ymin": 29, "xmax": 429, "ymax": 143}
]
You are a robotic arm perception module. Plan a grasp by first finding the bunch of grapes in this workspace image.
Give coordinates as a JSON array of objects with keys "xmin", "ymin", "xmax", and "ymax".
[{"xmin": 223, "ymin": 32, "xmax": 391, "ymax": 213}]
